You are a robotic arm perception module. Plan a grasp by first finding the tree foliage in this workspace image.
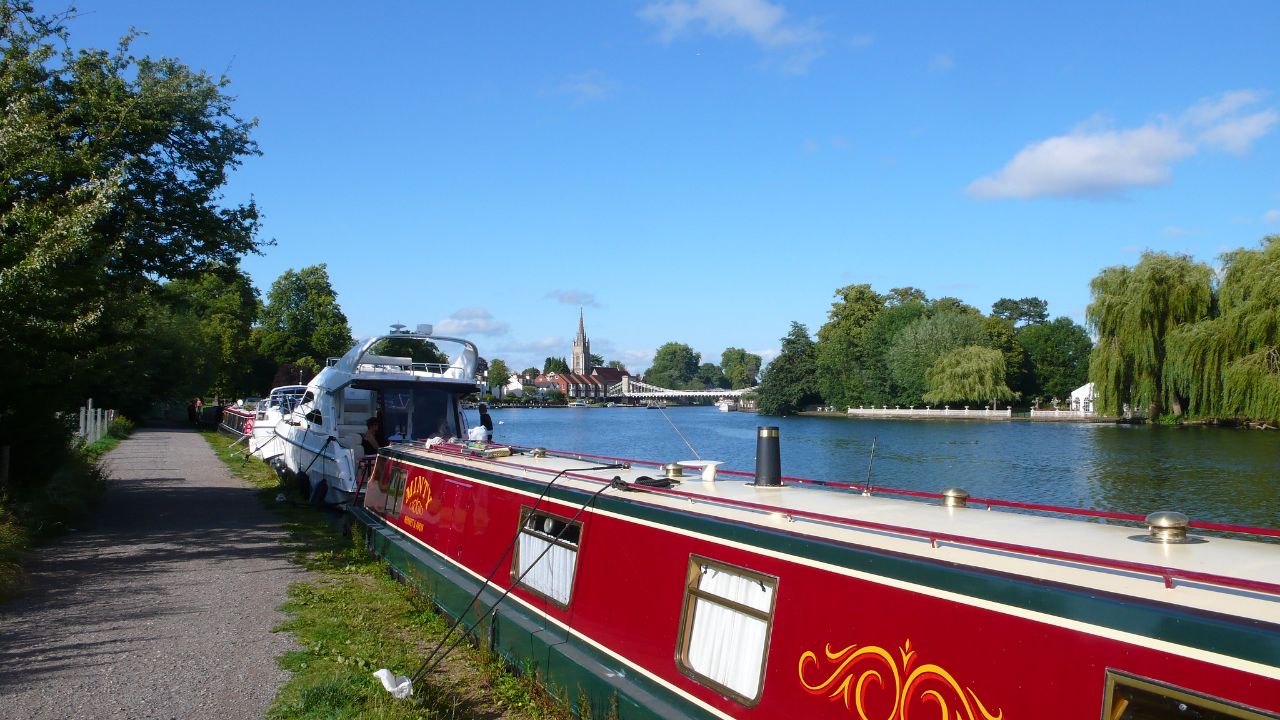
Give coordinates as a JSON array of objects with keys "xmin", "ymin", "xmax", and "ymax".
[
  {"xmin": 487, "ymin": 358, "xmax": 511, "ymax": 397},
  {"xmin": 815, "ymin": 284, "xmax": 884, "ymax": 408},
  {"xmin": 0, "ymin": 2, "xmax": 263, "ymax": 490},
  {"xmin": 991, "ymin": 297, "xmax": 1049, "ymax": 326},
  {"xmin": 163, "ymin": 268, "xmax": 261, "ymax": 399},
  {"xmin": 887, "ymin": 311, "xmax": 988, "ymax": 404},
  {"xmin": 257, "ymin": 265, "xmax": 353, "ymax": 367},
  {"xmin": 1087, "ymin": 252, "xmax": 1214, "ymax": 416},
  {"xmin": 922, "ymin": 346, "xmax": 1016, "ymax": 406},
  {"xmin": 758, "ymin": 323, "xmax": 820, "ymax": 415},
  {"xmin": 1018, "ymin": 317, "xmax": 1091, "ymax": 401},
  {"xmin": 543, "ymin": 357, "xmax": 570, "ymax": 374},
  {"xmin": 720, "ymin": 347, "xmax": 762, "ymax": 389},
  {"xmin": 645, "ymin": 342, "xmax": 700, "ymax": 389},
  {"xmin": 1164, "ymin": 237, "xmax": 1280, "ymax": 421}
]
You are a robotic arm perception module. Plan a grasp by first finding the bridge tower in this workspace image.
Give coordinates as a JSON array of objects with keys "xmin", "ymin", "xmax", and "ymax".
[{"xmin": 572, "ymin": 307, "xmax": 590, "ymax": 375}]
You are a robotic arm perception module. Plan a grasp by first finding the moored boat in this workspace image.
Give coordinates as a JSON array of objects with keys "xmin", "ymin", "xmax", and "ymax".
[
  {"xmin": 347, "ymin": 333, "xmax": 1280, "ymax": 719},
  {"xmin": 274, "ymin": 326, "xmax": 479, "ymax": 504},
  {"xmin": 247, "ymin": 384, "xmax": 307, "ymax": 461}
]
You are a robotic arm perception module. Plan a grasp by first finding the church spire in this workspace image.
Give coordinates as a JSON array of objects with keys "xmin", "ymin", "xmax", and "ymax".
[{"xmin": 572, "ymin": 307, "xmax": 590, "ymax": 375}]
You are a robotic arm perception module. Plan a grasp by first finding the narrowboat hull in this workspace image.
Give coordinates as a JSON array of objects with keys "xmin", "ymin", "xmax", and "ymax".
[{"xmin": 351, "ymin": 444, "xmax": 1280, "ymax": 719}]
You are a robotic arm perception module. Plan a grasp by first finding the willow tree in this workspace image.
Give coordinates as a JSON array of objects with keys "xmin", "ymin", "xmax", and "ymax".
[
  {"xmin": 922, "ymin": 346, "xmax": 1017, "ymax": 406},
  {"xmin": 1165, "ymin": 237, "xmax": 1280, "ymax": 422},
  {"xmin": 1087, "ymin": 252, "xmax": 1214, "ymax": 417}
]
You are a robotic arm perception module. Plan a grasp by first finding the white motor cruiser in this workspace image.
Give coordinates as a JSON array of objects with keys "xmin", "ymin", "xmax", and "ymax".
[
  {"xmin": 276, "ymin": 325, "xmax": 480, "ymax": 504},
  {"xmin": 248, "ymin": 384, "xmax": 308, "ymax": 461}
]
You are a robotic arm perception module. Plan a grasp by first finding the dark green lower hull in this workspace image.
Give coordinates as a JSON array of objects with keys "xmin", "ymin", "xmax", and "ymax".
[{"xmin": 351, "ymin": 506, "xmax": 714, "ymax": 720}]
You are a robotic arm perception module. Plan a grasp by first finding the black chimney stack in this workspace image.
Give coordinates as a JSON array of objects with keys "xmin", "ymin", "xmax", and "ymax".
[{"xmin": 753, "ymin": 426, "xmax": 782, "ymax": 486}]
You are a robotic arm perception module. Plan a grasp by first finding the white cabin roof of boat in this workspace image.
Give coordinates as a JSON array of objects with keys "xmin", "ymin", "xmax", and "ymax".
[
  {"xmin": 390, "ymin": 441, "xmax": 1280, "ymax": 624},
  {"xmin": 311, "ymin": 332, "xmax": 480, "ymax": 393}
]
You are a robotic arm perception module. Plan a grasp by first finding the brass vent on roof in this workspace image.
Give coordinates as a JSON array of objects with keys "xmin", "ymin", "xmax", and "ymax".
[
  {"xmin": 1146, "ymin": 511, "xmax": 1189, "ymax": 543},
  {"xmin": 941, "ymin": 488, "xmax": 969, "ymax": 508}
]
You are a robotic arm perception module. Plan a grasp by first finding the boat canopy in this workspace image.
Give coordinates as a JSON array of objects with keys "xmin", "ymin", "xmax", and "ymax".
[{"xmin": 312, "ymin": 333, "xmax": 480, "ymax": 394}]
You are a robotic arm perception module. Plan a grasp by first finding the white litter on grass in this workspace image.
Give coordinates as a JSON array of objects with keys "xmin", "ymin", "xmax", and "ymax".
[{"xmin": 373, "ymin": 669, "xmax": 413, "ymax": 698}]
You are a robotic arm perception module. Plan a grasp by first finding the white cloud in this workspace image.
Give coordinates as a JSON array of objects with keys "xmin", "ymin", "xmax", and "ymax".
[
  {"xmin": 546, "ymin": 289, "xmax": 600, "ymax": 308},
  {"xmin": 1265, "ymin": 209, "xmax": 1280, "ymax": 224},
  {"xmin": 639, "ymin": 0, "xmax": 823, "ymax": 72},
  {"xmin": 929, "ymin": 53, "xmax": 954, "ymax": 73},
  {"xmin": 1162, "ymin": 226, "xmax": 1191, "ymax": 236},
  {"xmin": 1198, "ymin": 109, "xmax": 1278, "ymax": 155},
  {"xmin": 558, "ymin": 71, "xmax": 616, "ymax": 104},
  {"xmin": 968, "ymin": 90, "xmax": 1277, "ymax": 200},
  {"xmin": 434, "ymin": 307, "xmax": 510, "ymax": 336}
]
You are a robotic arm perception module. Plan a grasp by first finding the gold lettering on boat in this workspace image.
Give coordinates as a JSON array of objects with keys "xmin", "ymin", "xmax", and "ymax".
[
  {"xmin": 798, "ymin": 639, "xmax": 1002, "ymax": 719},
  {"xmin": 404, "ymin": 474, "xmax": 432, "ymax": 516}
]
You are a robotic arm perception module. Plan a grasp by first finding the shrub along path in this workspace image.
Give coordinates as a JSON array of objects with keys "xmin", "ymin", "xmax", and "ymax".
[{"xmin": 0, "ymin": 426, "xmax": 303, "ymax": 719}]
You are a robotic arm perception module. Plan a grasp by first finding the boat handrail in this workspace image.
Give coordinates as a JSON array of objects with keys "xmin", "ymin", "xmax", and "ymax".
[
  {"xmin": 503, "ymin": 445, "xmax": 1280, "ymax": 540},
  {"xmin": 420, "ymin": 443, "xmax": 1280, "ymax": 598}
]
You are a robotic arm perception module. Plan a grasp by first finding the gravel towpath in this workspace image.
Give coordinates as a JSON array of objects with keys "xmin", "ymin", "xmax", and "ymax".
[{"xmin": 0, "ymin": 427, "xmax": 303, "ymax": 719}]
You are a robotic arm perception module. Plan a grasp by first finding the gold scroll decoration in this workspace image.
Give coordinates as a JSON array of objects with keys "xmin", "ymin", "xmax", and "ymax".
[{"xmin": 798, "ymin": 639, "xmax": 1003, "ymax": 720}]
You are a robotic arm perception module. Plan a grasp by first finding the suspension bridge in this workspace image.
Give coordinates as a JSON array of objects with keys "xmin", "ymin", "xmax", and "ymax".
[{"xmin": 605, "ymin": 376, "xmax": 757, "ymax": 399}]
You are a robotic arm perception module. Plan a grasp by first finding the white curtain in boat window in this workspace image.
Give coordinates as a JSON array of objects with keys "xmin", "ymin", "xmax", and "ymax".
[
  {"xmin": 685, "ymin": 566, "xmax": 774, "ymax": 700},
  {"xmin": 516, "ymin": 531, "xmax": 577, "ymax": 605}
]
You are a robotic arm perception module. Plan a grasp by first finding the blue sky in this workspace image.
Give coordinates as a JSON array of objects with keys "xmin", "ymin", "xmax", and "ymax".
[{"xmin": 48, "ymin": 1, "xmax": 1280, "ymax": 373}]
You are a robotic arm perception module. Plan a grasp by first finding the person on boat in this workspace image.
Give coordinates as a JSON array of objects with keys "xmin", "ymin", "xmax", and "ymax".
[
  {"xmin": 478, "ymin": 403, "xmax": 493, "ymax": 441},
  {"xmin": 362, "ymin": 417, "xmax": 386, "ymax": 455}
]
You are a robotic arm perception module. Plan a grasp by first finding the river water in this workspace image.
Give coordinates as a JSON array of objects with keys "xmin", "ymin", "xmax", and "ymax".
[{"xmin": 476, "ymin": 406, "xmax": 1279, "ymax": 529}]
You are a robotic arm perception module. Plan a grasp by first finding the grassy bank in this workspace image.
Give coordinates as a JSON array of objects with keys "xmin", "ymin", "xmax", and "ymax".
[
  {"xmin": 0, "ymin": 417, "xmax": 133, "ymax": 602},
  {"xmin": 199, "ymin": 432, "xmax": 571, "ymax": 720}
]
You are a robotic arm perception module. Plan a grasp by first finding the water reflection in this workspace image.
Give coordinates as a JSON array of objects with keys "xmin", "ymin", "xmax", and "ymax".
[{"xmin": 482, "ymin": 406, "xmax": 1279, "ymax": 528}]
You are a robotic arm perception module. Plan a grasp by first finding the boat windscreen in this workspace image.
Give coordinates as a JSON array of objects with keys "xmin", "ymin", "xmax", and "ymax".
[{"xmin": 379, "ymin": 386, "xmax": 459, "ymax": 440}]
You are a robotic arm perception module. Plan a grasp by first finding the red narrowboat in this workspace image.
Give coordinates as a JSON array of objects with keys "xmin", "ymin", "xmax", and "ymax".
[{"xmin": 352, "ymin": 433, "xmax": 1280, "ymax": 719}]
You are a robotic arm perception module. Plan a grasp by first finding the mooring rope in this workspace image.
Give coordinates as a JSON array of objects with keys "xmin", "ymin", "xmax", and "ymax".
[
  {"xmin": 658, "ymin": 406, "xmax": 701, "ymax": 460},
  {"xmin": 400, "ymin": 461, "xmax": 627, "ymax": 687}
]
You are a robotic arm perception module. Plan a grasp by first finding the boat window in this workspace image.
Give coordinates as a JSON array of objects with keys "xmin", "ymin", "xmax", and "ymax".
[
  {"xmin": 677, "ymin": 556, "xmax": 777, "ymax": 706},
  {"xmin": 512, "ymin": 509, "xmax": 582, "ymax": 607},
  {"xmin": 1102, "ymin": 671, "xmax": 1277, "ymax": 720},
  {"xmin": 384, "ymin": 467, "xmax": 407, "ymax": 517},
  {"xmin": 379, "ymin": 387, "xmax": 458, "ymax": 440}
]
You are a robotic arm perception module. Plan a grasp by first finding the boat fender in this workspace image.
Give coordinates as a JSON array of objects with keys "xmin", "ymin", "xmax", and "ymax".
[{"xmin": 309, "ymin": 478, "xmax": 329, "ymax": 506}]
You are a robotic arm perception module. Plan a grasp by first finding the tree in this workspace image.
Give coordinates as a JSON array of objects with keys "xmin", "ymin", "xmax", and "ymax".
[
  {"xmin": 163, "ymin": 268, "xmax": 261, "ymax": 398},
  {"xmin": 1018, "ymin": 317, "xmax": 1092, "ymax": 401},
  {"xmin": 589, "ymin": 352, "xmax": 605, "ymax": 368},
  {"xmin": 487, "ymin": 359, "xmax": 511, "ymax": 398},
  {"xmin": 982, "ymin": 316, "xmax": 1030, "ymax": 399},
  {"xmin": 1087, "ymin": 252, "xmax": 1214, "ymax": 417},
  {"xmin": 858, "ymin": 300, "xmax": 931, "ymax": 405},
  {"xmin": 886, "ymin": 312, "xmax": 988, "ymax": 404},
  {"xmin": 758, "ymin": 323, "xmax": 821, "ymax": 415},
  {"xmin": 922, "ymin": 346, "xmax": 1017, "ymax": 406},
  {"xmin": 991, "ymin": 297, "xmax": 1049, "ymax": 326},
  {"xmin": 606, "ymin": 360, "xmax": 629, "ymax": 372},
  {"xmin": 1164, "ymin": 236, "xmax": 1280, "ymax": 421},
  {"xmin": 543, "ymin": 357, "xmax": 570, "ymax": 374},
  {"xmin": 371, "ymin": 337, "xmax": 449, "ymax": 365},
  {"xmin": 521, "ymin": 366, "xmax": 541, "ymax": 379},
  {"xmin": 645, "ymin": 343, "xmax": 700, "ymax": 389},
  {"xmin": 720, "ymin": 347, "xmax": 762, "ymax": 389},
  {"xmin": 0, "ymin": 3, "xmax": 264, "ymax": 491},
  {"xmin": 257, "ymin": 265, "xmax": 353, "ymax": 368},
  {"xmin": 696, "ymin": 363, "xmax": 729, "ymax": 389},
  {"xmin": 815, "ymin": 284, "xmax": 884, "ymax": 408}
]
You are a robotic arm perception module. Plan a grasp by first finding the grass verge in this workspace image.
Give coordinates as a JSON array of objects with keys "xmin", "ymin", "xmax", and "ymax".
[
  {"xmin": 199, "ymin": 432, "xmax": 572, "ymax": 720},
  {"xmin": 0, "ymin": 416, "xmax": 133, "ymax": 602}
]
